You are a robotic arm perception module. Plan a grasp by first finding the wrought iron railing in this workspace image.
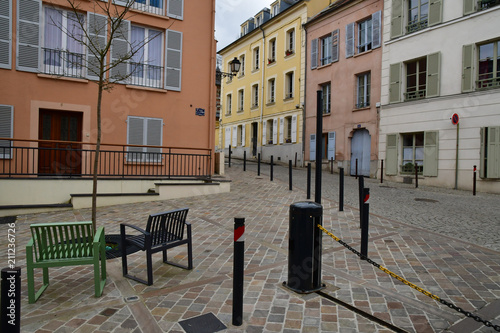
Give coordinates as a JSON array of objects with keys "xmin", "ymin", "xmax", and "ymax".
[
  {"xmin": 406, "ymin": 18, "xmax": 428, "ymax": 34},
  {"xmin": 129, "ymin": 63, "xmax": 164, "ymax": 89},
  {"xmin": 478, "ymin": 0, "xmax": 500, "ymax": 10},
  {"xmin": 476, "ymin": 77, "xmax": 500, "ymax": 90},
  {"xmin": 0, "ymin": 139, "xmax": 212, "ymax": 179},
  {"xmin": 42, "ymin": 48, "xmax": 85, "ymax": 78},
  {"xmin": 404, "ymin": 89, "xmax": 426, "ymax": 101}
]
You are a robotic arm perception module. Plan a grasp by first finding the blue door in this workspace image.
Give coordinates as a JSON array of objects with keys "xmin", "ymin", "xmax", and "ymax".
[{"xmin": 350, "ymin": 129, "xmax": 371, "ymax": 176}]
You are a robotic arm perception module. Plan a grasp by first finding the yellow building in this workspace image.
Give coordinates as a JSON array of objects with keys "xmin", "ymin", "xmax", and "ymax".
[{"xmin": 217, "ymin": 0, "xmax": 330, "ymax": 165}]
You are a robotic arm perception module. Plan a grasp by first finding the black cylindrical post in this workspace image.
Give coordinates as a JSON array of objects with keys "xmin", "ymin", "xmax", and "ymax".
[
  {"xmin": 228, "ymin": 146, "xmax": 232, "ymax": 168},
  {"xmin": 339, "ymin": 167, "xmax": 344, "ymax": 212},
  {"xmin": 473, "ymin": 165, "xmax": 477, "ymax": 196},
  {"xmin": 232, "ymin": 218, "xmax": 245, "ymax": 326},
  {"xmin": 285, "ymin": 202, "xmax": 323, "ymax": 294},
  {"xmin": 295, "ymin": 152, "xmax": 298, "ymax": 168},
  {"xmin": 358, "ymin": 175, "xmax": 364, "ymax": 228},
  {"xmin": 257, "ymin": 153, "xmax": 261, "ymax": 176},
  {"xmin": 270, "ymin": 155, "xmax": 274, "ymax": 181},
  {"xmin": 355, "ymin": 158, "xmax": 358, "ymax": 179},
  {"xmin": 243, "ymin": 151, "xmax": 246, "ymax": 171},
  {"xmin": 360, "ymin": 188, "xmax": 370, "ymax": 259},
  {"xmin": 415, "ymin": 164, "xmax": 418, "ymax": 188},
  {"xmin": 315, "ymin": 90, "xmax": 323, "ymax": 204},
  {"xmin": 380, "ymin": 159, "xmax": 384, "ymax": 184},
  {"xmin": 1, "ymin": 267, "xmax": 21, "ymax": 333},
  {"xmin": 330, "ymin": 157, "xmax": 334, "ymax": 174},
  {"xmin": 289, "ymin": 160, "xmax": 293, "ymax": 191},
  {"xmin": 307, "ymin": 163, "xmax": 311, "ymax": 199}
]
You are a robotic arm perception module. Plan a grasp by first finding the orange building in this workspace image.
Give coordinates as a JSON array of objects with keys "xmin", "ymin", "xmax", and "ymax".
[{"xmin": 0, "ymin": 0, "xmax": 221, "ymax": 214}]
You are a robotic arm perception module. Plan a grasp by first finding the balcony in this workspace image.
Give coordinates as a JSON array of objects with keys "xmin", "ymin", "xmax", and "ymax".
[
  {"xmin": 404, "ymin": 89, "xmax": 426, "ymax": 101},
  {"xmin": 42, "ymin": 48, "xmax": 85, "ymax": 79},
  {"xmin": 476, "ymin": 77, "xmax": 500, "ymax": 90},
  {"xmin": 478, "ymin": 0, "xmax": 500, "ymax": 10},
  {"xmin": 406, "ymin": 18, "xmax": 428, "ymax": 34},
  {"xmin": 129, "ymin": 63, "xmax": 164, "ymax": 89}
]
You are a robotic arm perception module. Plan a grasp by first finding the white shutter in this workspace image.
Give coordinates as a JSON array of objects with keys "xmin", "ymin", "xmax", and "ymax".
[
  {"xmin": 310, "ymin": 134, "xmax": 316, "ymax": 160},
  {"xmin": 17, "ymin": 0, "xmax": 40, "ymax": 72},
  {"xmin": 327, "ymin": 132, "xmax": 335, "ymax": 160},
  {"xmin": 0, "ymin": 105, "xmax": 13, "ymax": 159},
  {"xmin": 372, "ymin": 11, "xmax": 381, "ymax": 49},
  {"xmin": 87, "ymin": 13, "xmax": 107, "ymax": 80},
  {"xmin": 225, "ymin": 127, "xmax": 231, "ymax": 148},
  {"xmin": 311, "ymin": 38, "xmax": 318, "ymax": 69},
  {"xmin": 273, "ymin": 119, "xmax": 277, "ymax": 144},
  {"xmin": 279, "ymin": 117, "xmax": 284, "ymax": 144},
  {"xmin": 232, "ymin": 125, "xmax": 237, "ymax": 147},
  {"xmin": 0, "ymin": 0, "xmax": 11, "ymax": 69},
  {"xmin": 262, "ymin": 121, "xmax": 266, "ymax": 145},
  {"xmin": 345, "ymin": 22, "xmax": 354, "ymax": 58},
  {"xmin": 110, "ymin": 19, "xmax": 130, "ymax": 82},
  {"xmin": 291, "ymin": 115, "xmax": 297, "ymax": 143},
  {"xmin": 165, "ymin": 30, "xmax": 182, "ymax": 91},
  {"xmin": 241, "ymin": 124, "xmax": 246, "ymax": 147},
  {"xmin": 167, "ymin": 0, "xmax": 183, "ymax": 20}
]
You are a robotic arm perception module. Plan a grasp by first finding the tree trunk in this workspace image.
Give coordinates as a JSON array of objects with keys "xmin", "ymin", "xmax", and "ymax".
[{"xmin": 92, "ymin": 80, "xmax": 104, "ymax": 232}]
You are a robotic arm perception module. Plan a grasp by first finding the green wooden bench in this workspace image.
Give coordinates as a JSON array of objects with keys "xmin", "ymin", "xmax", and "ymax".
[{"xmin": 26, "ymin": 221, "xmax": 107, "ymax": 303}]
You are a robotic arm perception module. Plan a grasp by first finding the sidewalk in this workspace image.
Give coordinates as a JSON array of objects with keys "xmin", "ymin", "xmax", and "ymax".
[{"xmin": 7, "ymin": 165, "xmax": 500, "ymax": 332}]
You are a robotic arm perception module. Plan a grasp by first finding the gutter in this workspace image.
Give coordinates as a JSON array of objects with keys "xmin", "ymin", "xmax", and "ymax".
[{"xmin": 259, "ymin": 25, "xmax": 266, "ymax": 156}]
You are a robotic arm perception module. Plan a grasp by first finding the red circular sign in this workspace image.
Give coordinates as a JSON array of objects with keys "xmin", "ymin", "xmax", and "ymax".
[{"xmin": 451, "ymin": 113, "xmax": 459, "ymax": 125}]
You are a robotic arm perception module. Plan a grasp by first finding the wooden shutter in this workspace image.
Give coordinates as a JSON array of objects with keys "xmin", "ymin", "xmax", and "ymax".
[
  {"xmin": 389, "ymin": 62, "xmax": 401, "ymax": 103},
  {"xmin": 146, "ymin": 118, "xmax": 162, "ymax": 159},
  {"xmin": 165, "ymin": 30, "xmax": 182, "ymax": 91},
  {"xmin": 462, "ymin": 44, "xmax": 474, "ymax": 93},
  {"xmin": 428, "ymin": 0, "xmax": 443, "ymax": 27},
  {"xmin": 273, "ymin": 119, "xmax": 277, "ymax": 144},
  {"xmin": 241, "ymin": 124, "xmax": 246, "ymax": 147},
  {"xmin": 372, "ymin": 11, "xmax": 381, "ymax": 49},
  {"xmin": 167, "ymin": 0, "xmax": 183, "ymax": 20},
  {"xmin": 127, "ymin": 117, "xmax": 144, "ymax": 159},
  {"xmin": 423, "ymin": 131, "xmax": 438, "ymax": 176},
  {"xmin": 426, "ymin": 52, "xmax": 441, "ymax": 98},
  {"xmin": 17, "ymin": 0, "xmax": 40, "ymax": 72},
  {"xmin": 331, "ymin": 29, "xmax": 339, "ymax": 62},
  {"xmin": 480, "ymin": 127, "xmax": 485, "ymax": 178},
  {"xmin": 464, "ymin": 0, "xmax": 476, "ymax": 15},
  {"xmin": 0, "ymin": 0, "xmax": 11, "ymax": 69},
  {"xmin": 87, "ymin": 13, "xmax": 107, "ymax": 80},
  {"xmin": 110, "ymin": 19, "xmax": 130, "ymax": 82},
  {"xmin": 291, "ymin": 115, "xmax": 297, "ymax": 143},
  {"xmin": 391, "ymin": 0, "xmax": 403, "ymax": 39},
  {"xmin": 279, "ymin": 117, "xmax": 284, "ymax": 144},
  {"xmin": 262, "ymin": 121, "xmax": 266, "ymax": 145},
  {"xmin": 345, "ymin": 22, "xmax": 354, "ymax": 58},
  {"xmin": 327, "ymin": 132, "xmax": 335, "ymax": 160},
  {"xmin": 487, "ymin": 127, "xmax": 500, "ymax": 178},
  {"xmin": 0, "ymin": 105, "xmax": 13, "ymax": 159},
  {"xmin": 310, "ymin": 134, "xmax": 316, "ymax": 160},
  {"xmin": 385, "ymin": 134, "xmax": 398, "ymax": 175},
  {"xmin": 311, "ymin": 38, "xmax": 318, "ymax": 69},
  {"xmin": 232, "ymin": 125, "xmax": 237, "ymax": 147}
]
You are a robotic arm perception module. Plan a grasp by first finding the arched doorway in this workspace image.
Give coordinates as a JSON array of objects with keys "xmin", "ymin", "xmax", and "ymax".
[{"xmin": 350, "ymin": 129, "xmax": 371, "ymax": 177}]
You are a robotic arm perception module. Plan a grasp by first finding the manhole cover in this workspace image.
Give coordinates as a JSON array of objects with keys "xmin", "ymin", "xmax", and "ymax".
[
  {"xmin": 179, "ymin": 313, "xmax": 226, "ymax": 333},
  {"xmin": 414, "ymin": 198, "xmax": 439, "ymax": 203}
]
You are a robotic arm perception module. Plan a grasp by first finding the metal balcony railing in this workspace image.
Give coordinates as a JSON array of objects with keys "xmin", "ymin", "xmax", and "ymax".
[
  {"xmin": 42, "ymin": 48, "xmax": 85, "ymax": 78},
  {"xmin": 476, "ymin": 77, "xmax": 500, "ymax": 90},
  {"xmin": 406, "ymin": 18, "xmax": 428, "ymax": 34},
  {"xmin": 404, "ymin": 89, "xmax": 426, "ymax": 101},
  {"xmin": 478, "ymin": 0, "xmax": 500, "ymax": 10},
  {"xmin": 129, "ymin": 63, "xmax": 164, "ymax": 89}
]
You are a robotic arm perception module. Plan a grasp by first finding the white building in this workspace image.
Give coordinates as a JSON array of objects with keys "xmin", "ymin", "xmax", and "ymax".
[{"xmin": 379, "ymin": 0, "xmax": 500, "ymax": 193}]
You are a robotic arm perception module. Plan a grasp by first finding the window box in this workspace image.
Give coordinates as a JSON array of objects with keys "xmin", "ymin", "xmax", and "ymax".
[
  {"xmin": 285, "ymin": 138, "xmax": 292, "ymax": 143},
  {"xmin": 285, "ymin": 49, "xmax": 294, "ymax": 56},
  {"xmin": 268, "ymin": 58, "xmax": 276, "ymax": 64},
  {"xmin": 401, "ymin": 163, "xmax": 423, "ymax": 174},
  {"xmin": 268, "ymin": 140, "xmax": 273, "ymax": 145}
]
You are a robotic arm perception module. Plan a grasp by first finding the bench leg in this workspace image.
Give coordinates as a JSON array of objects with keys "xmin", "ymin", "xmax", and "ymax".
[
  {"xmin": 162, "ymin": 240, "xmax": 193, "ymax": 270},
  {"xmin": 27, "ymin": 267, "xmax": 50, "ymax": 304},
  {"xmin": 94, "ymin": 243, "xmax": 107, "ymax": 297}
]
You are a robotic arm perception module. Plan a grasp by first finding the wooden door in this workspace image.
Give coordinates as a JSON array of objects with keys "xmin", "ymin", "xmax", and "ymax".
[{"xmin": 38, "ymin": 110, "xmax": 83, "ymax": 175}]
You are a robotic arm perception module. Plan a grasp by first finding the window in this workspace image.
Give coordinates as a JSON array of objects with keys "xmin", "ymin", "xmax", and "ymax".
[
  {"xmin": 239, "ymin": 55, "xmax": 245, "ymax": 77},
  {"xmin": 321, "ymin": 83, "xmax": 331, "ymax": 114},
  {"xmin": 285, "ymin": 72, "xmax": 294, "ymax": 99},
  {"xmin": 465, "ymin": 0, "xmax": 500, "ymax": 13},
  {"xmin": 256, "ymin": 15, "xmax": 262, "ymax": 27},
  {"xmin": 358, "ymin": 17, "xmax": 372, "ymax": 53},
  {"xmin": 226, "ymin": 94, "xmax": 232, "ymax": 115},
  {"xmin": 237, "ymin": 124, "xmax": 245, "ymax": 146},
  {"xmin": 268, "ymin": 39, "xmax": 276, "ymax": 64},
  {"xmin": 311, "ymin": 30, "xmax": 339, "ymax": 69},
  {"xmin": 477, "ymin": 41, "xmax": 500, "ymax": 89},
  {"xmin": 356, "ymin": 72, "xmax": 371, "ymax": 108},
  {"xmin": 401, "ymin": 132, "xmax": 424, "ymax": 173},
  {"xmin": 286, "ymin": 29, "xmax": 295, "ymax": 56},
  {"xmin": 346, "ymin": 11, "xmax": 381, "ymax": 58},
  {"xmin": 405, "ymin": 57, "xmax": 427, "ymax": 100},
  {"xmin": 285, "ymin": 116, "xmax": 292, "ymax": 143},
  {"xmin": 43, "ymin": 7, "xmax": 85, "ymax": 78},
  {"xmin": 272, "ymin": 4, "xmax": 279, "ymax": 17},
  {"xmin": 252, "ymin": 84, "xmax": 259, "ymax": 108},
  {"xmin": 226, "ymin": 60, "xmax": 234, "ymax": 82},
  {"xmin": 237, "ymin": 89, "xmax": 244, "ymax": 112},
  {"xmin": 127, "ymin": 116, "xmax": 163, "ymax": 162},
  {"xmin": 253, "ymin": 47, "xmax": 260, "ymax": 70},
  {"xmin": 320, "ymin": 35, "xmax": 332, "ymax": 66},
  {"xmin": 266, "ymin": 119, "xmax": 276, "ymax": 145},
  {"xmin": 268, "ymin": 78, "xmax": 276, "ymax": 104},
  {"xmin": 391, "ymin": 0, "xmax": 441, "ymax": 38},
  {"xmin": 0, "ymin": 105, "xmax": 13, "ymax": 159},
  {"xmin": 130, "ymin": 26, "xmax": 163, "ymax": 88},
  {"xmin": 480, "ymin": 127, "xmax": 500, "ymax": 179},
  {"xmin": 407, "ymin": 0, "xmax": 429, "ymax": 33}
]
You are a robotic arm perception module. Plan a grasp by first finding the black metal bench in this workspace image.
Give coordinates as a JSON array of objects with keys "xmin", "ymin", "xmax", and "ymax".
[{"xmin": 120, "ymin": 208, "xmax": 193, "ymax": 285}]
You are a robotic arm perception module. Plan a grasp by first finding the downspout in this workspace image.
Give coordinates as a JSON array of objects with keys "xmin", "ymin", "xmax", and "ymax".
[
  {"xmin": 302, "ymin": 22, "xmax": 307, "ymax": 167},
  {"xmin": 259, "ymin": 25, "xmax": 266, "ymax": 156},
  {"xmin": 209, "ymin": 0, "xmax": 217, "ymax": 175}
]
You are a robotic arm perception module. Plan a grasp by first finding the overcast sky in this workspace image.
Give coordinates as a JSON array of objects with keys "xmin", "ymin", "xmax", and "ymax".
[{"xmin": 215, "ymin": 0, "xmax": 271, "ymax": 51}]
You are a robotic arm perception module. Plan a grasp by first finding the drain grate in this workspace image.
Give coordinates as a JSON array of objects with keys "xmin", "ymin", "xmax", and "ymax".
[
  {"xmin": 414, "ymin": 198, "xmax": 439, "ymax": 203},
  {"xmin": 179, "ymin": 313, "xmax": 227, "ymax": 333}
]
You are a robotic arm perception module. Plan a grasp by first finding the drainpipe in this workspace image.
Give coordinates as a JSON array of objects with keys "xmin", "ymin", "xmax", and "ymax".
[
  {"xmin": 302, "ymin": 23, "xmax": 308, "ymax": 168},
  {"xmin": 259, "ymin": 26, "xmax": 266, "ymax": 157}
]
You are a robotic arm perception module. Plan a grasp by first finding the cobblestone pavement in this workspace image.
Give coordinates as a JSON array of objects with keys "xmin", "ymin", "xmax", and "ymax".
[{"xmin": 3, "ymin": 164, "xmax": 500, "ymax": 332}]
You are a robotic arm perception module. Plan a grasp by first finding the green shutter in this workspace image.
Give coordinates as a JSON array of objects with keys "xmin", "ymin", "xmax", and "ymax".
[
  {"xmin": 462, "ymin": 44, "xmax": 474, "ymax": 92},
  {"xmin": 391, "ymin": 0, "xmax": 403, "ymax": 39},
  {"xmin": 386, "ymin": 134, "xmax": 398, "ymax": 175},
  {"xmin": 389, "ymin": 62, "xmax": 401, "ymax": 103},
  {"xmin": 426, "ymin": 52, "xmax": 441, "ymax": 98},
  {"xmin": 423, "ymin": 131, "xmax": 438, "ymax": 176},
  {"xmin": 464, "ymin": 0, "xmax": 476, "ymax": 15},
  {"xmin": 487, "ymin": 126, "xmax": 500, "ymax": 178},
  {"xmin": 428, "ymin": 0, "xmax": 443, "ymax": 27},
  {"xmin": 479, "ymin": 127, "xmax": 485, "ymax": 178}
]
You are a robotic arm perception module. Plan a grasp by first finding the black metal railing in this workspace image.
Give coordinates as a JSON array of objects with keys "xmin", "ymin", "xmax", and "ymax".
[
  {"xmin": 478, "ymin": 0, "xmax": 500, "ymax": 10},
  {"xmin": 406, "ymin": 18, "xmax": 428, "ymax": 34},
  {"xmin": 404, "ymin": 89, "xmax": 426, "ymax": 101},
  {"xmin": 0, "ymin": 139, "xmax": 212, "ymax": 179},
  {"xmin": 476, "ymin": 77, "xmax": 500, "ymax": 90},
  {"xmin": 42, "ymin": 48, "xmax": 85, "ymax": 78},
  {"xmin": 129, "ymin": 63, "xmax": 164, "ymax": 89}
]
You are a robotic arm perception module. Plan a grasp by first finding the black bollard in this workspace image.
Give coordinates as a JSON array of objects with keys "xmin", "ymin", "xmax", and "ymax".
[
  {"xmin": 380, "ymin": 159, "xmax": 384, "ymax": 184},
  {"xmin": 360, "ymin": 188, "xmax": 370, "ymax": 259},
  {"xmin": 339, "ymin": 167, "xmax": 344, "ymax": 212},
  {"xmin": 355, "ymin": 158, "xmax": 358, "ymax": 179},
  {"xmin": 358, "ymin": 175, "xmax": 364, "ymax": 228},
  {"xmin": 295, "ymin": 152, "xmax": 298, "ymax": 168},
  {"xmin": 270, "ymin": 155, "xmax": 274, "ymax": 181},
  {"xmin": 289, "ymin": 160, "xmax": 292, "ymax": 191},
  {"xmin": 257, "ymin": 153, "xmax": 261, "ymax": 176},
  {"xmin": 1, "ymin": 267, "xmax": 21, "ymax": 333},
  {"xmin": 243, "ymin": 151, "xmax": 246, "ymax": 171},
  {"xmin": 232, "ymin": 218, "xmax": 245, "ymax": 326},
  {"xmin": 307, "ymin": 163, "xmax": 311, "ymax": 200},
  {"xmin": 415, "ymin": 164, "xmax": 418, "ymax": 188},
  {"xmin": 473, "ymin": 165, "xmax": 477, "ymax": 196},
  {"xmin": 228, "ymin": 146, "xmax": 232, "ymax": 168},
  {"xmin": 330, "ymin": 157, "xmax": 334, "ymax": 174}
]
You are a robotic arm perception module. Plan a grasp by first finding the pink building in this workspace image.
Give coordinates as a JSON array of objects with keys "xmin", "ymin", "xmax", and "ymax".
[{"xmin": 304, "ymin": 0, "xmax": 383, "ymax": 177}]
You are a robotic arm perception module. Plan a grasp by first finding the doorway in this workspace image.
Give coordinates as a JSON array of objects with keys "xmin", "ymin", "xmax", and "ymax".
[
  {"xmin": 350, "ymin": 129, "xmax": 371, "ymax": 176},
  {"xmin": 251, "ymin": 122, "xmax": 258, "ymax": 156},
  {"xmin": 38, "ymin": 109, "xmax": 83, "ymax": 175}
]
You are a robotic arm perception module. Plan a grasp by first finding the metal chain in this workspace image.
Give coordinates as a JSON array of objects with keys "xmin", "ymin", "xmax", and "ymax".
[{"xmin": 317, "ymin": 224, "xmax": 500, "ymax": 332}]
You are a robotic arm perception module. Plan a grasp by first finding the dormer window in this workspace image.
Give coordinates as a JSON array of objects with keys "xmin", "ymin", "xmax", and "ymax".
[
  {"xmin": 256, "ymin": 15, "xmax": 262, "ymax": 27},
  {"xmin": 272, "ymin": 5, "xmax": 279, "ymax": 17}
]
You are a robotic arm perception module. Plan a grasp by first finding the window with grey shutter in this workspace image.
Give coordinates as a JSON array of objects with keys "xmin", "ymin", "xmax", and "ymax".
[
  {"xmin": 391, "ymin": 0, "xmax": 403, "ymax": 39},
  {"xmin": 311, "ymin": 38, "xmax": 318, "ymax": 69},
  {"xmin": 423, "ymin": 131, "xmax": 438, "ymax": 176},
  {"xmin": 462, "ymin": 44, "xmax": 474, "ymax": 92},
  {"xmin": 331, "ymin": 29, "xmax": 339, "ymax": 62},
  {"xmin": 426, "ymin": 52, "xmax": 441, "ymax": 98},
  {"xmin": 486, "ymin": 127, "xmax": 500, "ymax": 178},
  {"xmin": 273, "ymin": 118, "xmax": 277, "ymax": 144},
  {"xmin": 389, "ymin": 62, "xmax": 401, "ymax": 103},
  {"xmin": 110, "ymin": 19, "xmax": 130, "ymax": 82},
  {"xmin": 262, "ymin": 121, "xmax": 266, "ymax": 145},
  {"xmin": 165, "ymin": 30, "xmax": 182, "ymax": 91},
  {"xmin": 291, "ymin": 115, "xmax": 297, "ymax": 143},
  {"xmin": 167, "ymin": 0, "xmax": 183, "ymax": 20},
  {"xmin": 464, "ymin": 0, "xmax": 476, "ymax": 15},
  {"xmin": 87, "ymin": 13, "xmax": 107, "ymax": 80},
  {"xmin": 146, "ymin": 118, "xmax": 162, "ymax": 161},
  {"xmin": 17, "ymin": 0, "xmax": 41, "ymax": 72},
  {"xmin": 345, "ymin": 22, "xmax": 354, "ymax": 58},
  {"xmin": 327, "ymin": 132, "xmax": 335, "ymax": 160},
  {"xmin": 310, "ymin": 134, "xmax": 316, "ymax": 160},
  {"xmin": 372, "ymin": 11, "xmax": 381, "ymax": 49},
  {"xmin": 127, "ymin": 116, "xmax": 163, "ymax": 162},
  {"xmin": 428, "ymin": 0, "xmax": 443, "ymax": 27},
  {"xmin": 279, "ymin": 117, "xmax": 284, "ymax": 144},
  {"xmin": 0, "ymin": 105, "xmax": 13, "ymax": 159},
  {"xmin": 385, "ymin": 134, "xmax": 398, "ymax": 175},
  {"xmin": 0, "ymin": 0, "xmax": 11, "ymax": 69}
]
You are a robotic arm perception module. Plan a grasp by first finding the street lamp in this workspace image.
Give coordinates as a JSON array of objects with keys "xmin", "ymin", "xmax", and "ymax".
[{"xmin": 216, "ymin": 57, "xmax": 241, "ymax": 79}]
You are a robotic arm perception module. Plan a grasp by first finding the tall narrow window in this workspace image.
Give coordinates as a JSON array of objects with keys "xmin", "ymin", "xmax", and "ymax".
[
  {"xmin": 320, "ymin": 34, "xmax": 332, "ymax": 66},
  {"xmin": 237, "ymin": 89, "xmax": 244, "ymax": 112},
  {"xmin": 321, "ymin": 83, "xmax": 331, "ymax": 114},
  {"xmin": 358, "ymin": 17, "xmax": 372, "ymax": 53},
  {"xmin": 405, "ymin": 57, "xmax": 427, "ymax": 100},
  {"xmin": 401, "ymin": 132, "xmax": 424, "ymax": 174},
  {"xmin": 285, "ymin": 72, "xmax": 294, "ymax": 99},
  {"xmin": 239, "ymin": 54, "xmax": 245, "ymax": 76},
  {"xmin": 477, "ymin": 41, "xmax": 500, "ymax": 89},
  {"xmin": 226, "ymin": 94, "xmax": 232, "ymax": 115},
  {"xmin": 268, "ymin": 39, "xmax": 276, "ymax": 64},
  {"xmin": 253, "ymin": 47, "xmax": 260, "ymax": 70},
  {"xmin": 130, "ymin": 26, "xmax": 163, "ymax": 88},
  {"xmin": 268, "ymin": 78, "xmax": 276, "ymax": 104},
  {"xmin": 286, "ymin": 29, "xmax": 295, "ymax": 55},
  {"xmin": 407, "ymin": 0, "xmax": 429, "ymax": 33},
  {"xmin": 252, "ymin": 84, "xmax": 259, "ymax": 108},
  {"xmin": 356, "ymin": 72, "xmax": 371, "ymax": 108}
]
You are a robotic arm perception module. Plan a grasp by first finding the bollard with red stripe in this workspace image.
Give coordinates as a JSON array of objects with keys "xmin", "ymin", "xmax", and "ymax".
[
  {"xmin": 360, "ymin": 188, "xmax": 370, "ymax": 259},
  {"xmin": 232, "ymin": 217, "xmax": 245, "ymax": 326}
]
